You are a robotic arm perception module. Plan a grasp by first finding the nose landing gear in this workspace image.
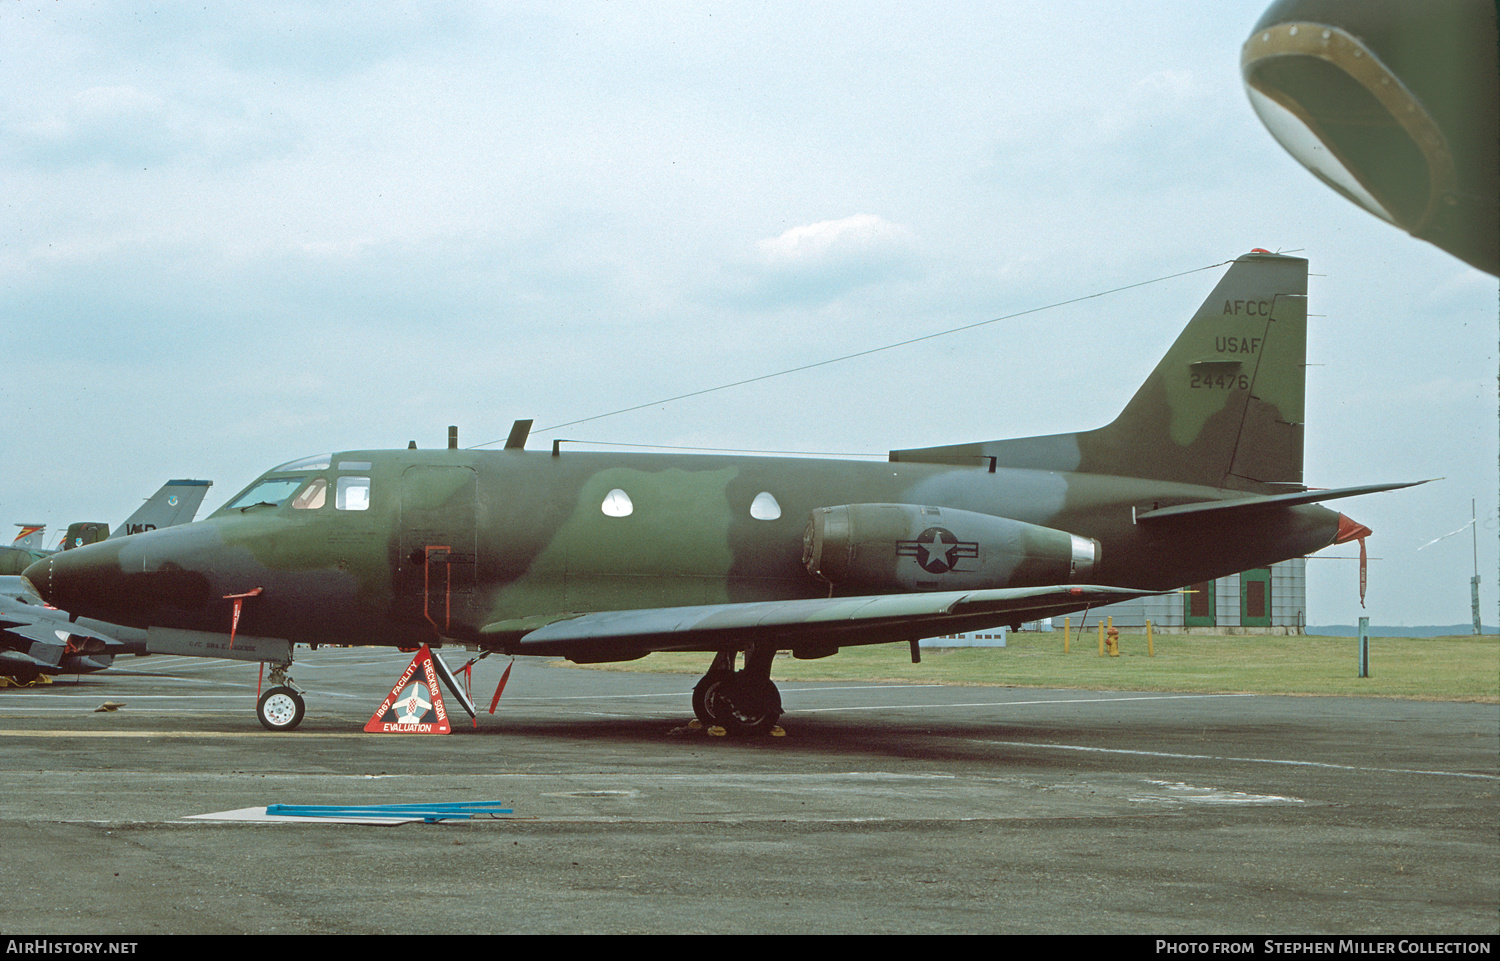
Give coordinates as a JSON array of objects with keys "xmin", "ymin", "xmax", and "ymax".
[
  {"xmin": 257, "ymin": 686, "xmax": 305, "ymax": 730},
  {"xmin": 256, "ymin": 661, "xmax": 305, "ymax": 731}
]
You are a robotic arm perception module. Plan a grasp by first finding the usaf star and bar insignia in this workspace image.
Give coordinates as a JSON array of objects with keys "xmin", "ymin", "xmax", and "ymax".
[{"xmin": 897, "ymin": 526, "xmax": 980, "ymax": 575}]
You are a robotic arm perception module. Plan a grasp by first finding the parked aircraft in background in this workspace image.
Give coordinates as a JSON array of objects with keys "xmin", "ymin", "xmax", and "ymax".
[
  {"xmin": 25, "ymin": 253, "xmax": 1420, "ymax": 732},
  {"xmin": 1, "ymin": 527, "xmax": 51, "ymax": 577},
  {"xmin": 1, "ymin": 480, "xmax": 211, "ymax": 682}
]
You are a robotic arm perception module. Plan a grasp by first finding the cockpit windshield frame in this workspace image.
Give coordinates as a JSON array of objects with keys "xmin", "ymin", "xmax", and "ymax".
[
  {"xmin": 221, "ymin": 475, "xmax": 314, "ymax": 513},
  {"xmin": 270, "ymin": 454, "xmax": 334, "ymax": 473}
]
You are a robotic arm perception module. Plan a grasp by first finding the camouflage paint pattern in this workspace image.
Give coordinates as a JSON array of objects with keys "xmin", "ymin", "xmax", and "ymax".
[{"xmin": 24, "ymin": 253, "xmax": 1388, "ymax": 666}]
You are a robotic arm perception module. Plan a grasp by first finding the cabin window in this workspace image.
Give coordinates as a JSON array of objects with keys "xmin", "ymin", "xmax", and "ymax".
[
  {"xmin": 336, "ymin": 476, "xmax": 371, "ymax": 511},
  {"xmin": 750, "ymin": 491, "xmax": 782, "ymax": 521},
  {"xmin": 601, "ymin": 488, "xmax": 633, "ymax": 517},
  {"xmin": 291, "ymin": 478, "xmax": 327, "ymax": 510}
]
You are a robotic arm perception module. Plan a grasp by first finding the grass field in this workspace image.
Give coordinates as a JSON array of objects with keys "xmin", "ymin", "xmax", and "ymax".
[{"xmin": 578, "ymin": 631, "xmax": 1500, "ymax": 703}]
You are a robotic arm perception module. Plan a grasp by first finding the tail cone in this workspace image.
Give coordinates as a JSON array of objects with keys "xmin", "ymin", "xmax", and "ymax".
[{"xmin": 1335, "ymin": 514, "xmax": 1372, "ymax": 545}]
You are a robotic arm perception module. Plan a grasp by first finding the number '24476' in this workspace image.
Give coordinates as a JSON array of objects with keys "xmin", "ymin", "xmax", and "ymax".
[{"xmin": 1190, "ymin": 372, "xmax": 1250, "ymax": 390}]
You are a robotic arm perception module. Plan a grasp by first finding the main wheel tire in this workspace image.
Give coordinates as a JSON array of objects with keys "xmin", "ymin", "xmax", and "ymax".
[
  {"xmin": 257, "ymin": 686, "xmax": 306, "ymax": 731},
  {"xmin": 692, "ymin": 670, "xmax": 735, "ymax": 726},
  {"xmin": 702, "ymin": 674, "xmax": 782, "ymax": 737}
]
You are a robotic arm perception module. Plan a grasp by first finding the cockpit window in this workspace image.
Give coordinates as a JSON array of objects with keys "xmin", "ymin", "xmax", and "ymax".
[
  {"xmin": 225, "ymin": 476, "xmax": 310, "ymax": 511},
  {"xmin": 336, "ymin": 476, "xmax": 371, "ymax": 511},
  {"xmin": 290, "ymin": 478, "xmax": 328, "ymax": 510},
  {"xmin": 271, "ymin": 454, "xmax": 333, "ymax": 472}
]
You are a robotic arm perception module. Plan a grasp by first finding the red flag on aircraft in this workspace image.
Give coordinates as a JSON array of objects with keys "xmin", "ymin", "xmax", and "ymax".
[
  {"xmin": 365, "ymin": 645, "xmax": 452, "ymax": 734},
  {"xmin": 223, "ymin": 587, "xmax": 263, "ymax": 650}
]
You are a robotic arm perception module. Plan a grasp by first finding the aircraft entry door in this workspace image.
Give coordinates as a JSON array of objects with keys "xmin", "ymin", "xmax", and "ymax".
[{"xmin": 396, "ymin": 465, "xmax": 479, "ymax": 638}]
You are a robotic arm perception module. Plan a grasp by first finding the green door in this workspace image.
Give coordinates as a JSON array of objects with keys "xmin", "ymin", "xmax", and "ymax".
[
  {"xmin": 1240, "ymin": 568, "xmax": 1272, "ymax": 628},
  {"xmin": 1184, "ymin": 580, "xmax": 1216, "ymax": 627}
]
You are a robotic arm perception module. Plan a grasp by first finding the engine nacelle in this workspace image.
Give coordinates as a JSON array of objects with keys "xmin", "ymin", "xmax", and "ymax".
[{"xmin": 802, "ymin": 503, "xmax": 1097, "ymax": 591}]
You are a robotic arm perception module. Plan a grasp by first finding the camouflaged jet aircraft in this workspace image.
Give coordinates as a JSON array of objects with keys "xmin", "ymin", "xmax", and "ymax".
[{"xmin": 22, "ymin": 251, "xmax": 1418, "ymax": 733}]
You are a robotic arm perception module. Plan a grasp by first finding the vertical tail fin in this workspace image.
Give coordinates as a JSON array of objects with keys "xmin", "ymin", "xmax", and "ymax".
[
  {"xmin": 891, "ymin": 251, "xmax": 1309, "ymax": 492},
  {"xmin": 11, "ymin": 525, "xmax": 46, "ymax": 549},
  {"xmin": 1081, "ymin": 250, "xmax": 1308, "ymax": 488},
  {"xmin": 110, "ymin": 480, "xmax": 214, "ymax": 538}
]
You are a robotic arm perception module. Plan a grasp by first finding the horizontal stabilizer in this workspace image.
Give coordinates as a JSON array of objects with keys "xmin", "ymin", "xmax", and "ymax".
[
  {"xmin": 486, "ymin": 585, "xmax": 1164, "ymax": 661},
  {"xmin": 1135, "ymin": 480, "xmax": 1432, "ymax": 522}
]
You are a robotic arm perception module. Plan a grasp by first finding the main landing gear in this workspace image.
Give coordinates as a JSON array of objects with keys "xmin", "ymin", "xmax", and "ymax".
[
  {"xmin": 256, "ymin": 660, "xmax": 305, "ymax": 731},
  {"xmin": 691, "ymin": 645, "xmax": 783, "ymax": 737}
]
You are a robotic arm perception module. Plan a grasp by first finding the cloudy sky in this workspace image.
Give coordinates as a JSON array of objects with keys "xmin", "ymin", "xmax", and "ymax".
[{"xmin": 3, "ymin": 1, "xmax": 1494, "ymax": 627}]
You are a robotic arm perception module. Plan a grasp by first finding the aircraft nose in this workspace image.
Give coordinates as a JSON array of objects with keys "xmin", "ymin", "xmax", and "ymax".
[
  {"xmin": 1334, "ymin": 513, "xmax": 1372, "ymax": 545},
  {"xmin": 25, "ymin": 541, "xmax": 132, "ymax": 625},
  {"xmin": 23, "ymin": 536, "xmax": 213, "ymax": 629}
]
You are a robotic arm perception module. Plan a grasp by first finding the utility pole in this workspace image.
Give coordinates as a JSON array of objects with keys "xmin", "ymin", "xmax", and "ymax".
[{"xmin": 1472, "ymin": 498, "xmax": 1482, "ymax": 635}]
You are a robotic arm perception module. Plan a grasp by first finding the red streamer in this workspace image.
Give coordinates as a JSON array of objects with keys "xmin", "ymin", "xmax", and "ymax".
[
  {"xmin": 488, "ymin": 661, "xmax": 514, "ymax": 714},
  {"xmin": 1358, "ymin": 536, "xmax": 1368, "ymax": 608}
]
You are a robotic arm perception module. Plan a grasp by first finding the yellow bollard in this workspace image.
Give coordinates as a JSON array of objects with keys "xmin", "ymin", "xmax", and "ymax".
[
  {"xmin": 1147, "ymin": 619, "xmax": 1154, "ymax": 656},
  {"xmin": 1064, "ymin": 617, "xmax": 1071, "ymax": 654},
  {"xmin": 1098, "ymin": 622, "xmax": 1105, "ymax": 656}
]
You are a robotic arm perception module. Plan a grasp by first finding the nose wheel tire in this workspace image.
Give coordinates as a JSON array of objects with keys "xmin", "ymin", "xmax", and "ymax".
[{"xmin": 257, "ymin": 686, "xmax": 306, "ymax": 731}]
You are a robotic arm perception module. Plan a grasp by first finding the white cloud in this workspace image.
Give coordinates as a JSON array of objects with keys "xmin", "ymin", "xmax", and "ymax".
[
  {"xmin": 725, "ymin": 214, "xmax": 921, "ymax": 307},
  {"xmin": 12, "ymin": 85, "xmax": 173, "ymax": 165},
  {"xmin": 755, "ymin": 214, "xmax": 916, "ymax": 270},
  {"xmin": 7, "ymin": 83, "xmax": 296, "ymax": 169}
]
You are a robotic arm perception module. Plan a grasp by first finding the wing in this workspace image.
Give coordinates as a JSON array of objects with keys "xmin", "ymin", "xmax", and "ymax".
[
  {"xmin": 482, "ymin": 585, "xmax": 1163, "ymax": 663},
  {"xmin": 1, "ymin": 602, "xmax": 125, "ymax": 648},
  {"xmin": 0, "ymin": 577, "xmax": 138, "ymax": 649},
  {"xmin": 0, "ymin": 579, "xmax": 67, "ymax": 646}
]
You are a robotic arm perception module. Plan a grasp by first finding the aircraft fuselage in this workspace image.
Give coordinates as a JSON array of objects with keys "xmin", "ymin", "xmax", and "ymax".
[{"xmin": 25, "ymin": 446, "xmax": 1341, "ymax": 656}]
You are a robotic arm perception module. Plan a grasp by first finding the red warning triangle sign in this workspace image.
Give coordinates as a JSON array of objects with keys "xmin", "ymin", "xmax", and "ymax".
[{"xmin": 365, "ymin": 645, "xmax": 452, "ymax": 734}]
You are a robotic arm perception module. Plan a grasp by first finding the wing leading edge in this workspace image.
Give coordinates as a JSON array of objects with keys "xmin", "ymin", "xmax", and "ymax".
[{"xmin": 482, "ymin": 585, "xmax": 1165, "ymax": 663}]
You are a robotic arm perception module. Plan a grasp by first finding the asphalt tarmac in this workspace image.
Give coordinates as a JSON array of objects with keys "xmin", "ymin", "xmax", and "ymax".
[{"xmin": 0, "ymin": 647, "xmax": 1494, "ymax": 935}]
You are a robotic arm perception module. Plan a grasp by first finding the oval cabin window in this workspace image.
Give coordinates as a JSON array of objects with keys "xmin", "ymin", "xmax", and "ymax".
[
  {"xmin": 750, "ymin": 491, "xmax": 782, "ymax": 521},
  {"xmin": 601, "ymin": 488, "xmax": 634, "ymax": 517}
]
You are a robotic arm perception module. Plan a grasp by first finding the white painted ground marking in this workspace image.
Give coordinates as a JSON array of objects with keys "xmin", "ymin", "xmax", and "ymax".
[
  {"xmin": 1128, "ymin": 780, "xmax": 1304, "ymax": 805},
  {"xmin": 792, "ymin": 691, "xmax": 1254, "ymax": 712},
  {"xmin": 968, "ymin": 738, "xmax": 1500, "ymax": 781}
]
